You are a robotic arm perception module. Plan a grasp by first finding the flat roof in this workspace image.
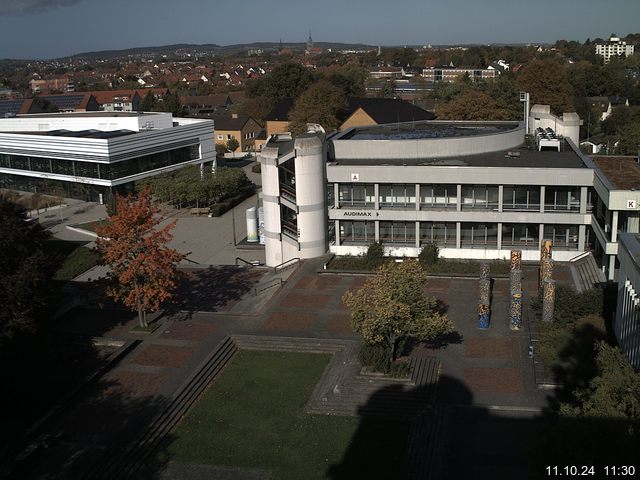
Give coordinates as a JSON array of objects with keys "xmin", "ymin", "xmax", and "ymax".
[
  {"xmin": 19, "ymin": 129, "xmax": 138, "ymax": 139},
  {"xmin": 593, "ymin": 156, "xmax": 640, "ymax": 190},
  {"xmin": 329, "ymin": 139, "xmax": 587, "ymax": 169},
  {"xmin": 339, "ymin": 122, "xmax": 516, "ymax": 141},
  {"xmin": 15, "ymin": 112, "xmax": 158, "ymax": 118}
]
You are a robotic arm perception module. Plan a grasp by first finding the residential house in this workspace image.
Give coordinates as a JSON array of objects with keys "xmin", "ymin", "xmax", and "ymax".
[{"xmin": 213, "ymin": 113, "xmax": 262, "ymax": 152}]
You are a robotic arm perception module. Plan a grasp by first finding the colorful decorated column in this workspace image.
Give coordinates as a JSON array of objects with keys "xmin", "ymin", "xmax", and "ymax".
[
  {"xmin": 510, "ymin": 249, "xmax": 522, "ymax": 271},
  {"xmin": 477, "ymin": 262, "xmax": 491, "ymax": 329},
  {"xmin": 510, "ymin": 268, "xmax": 523, "ymax": 330},
  {"xmin": 539, "ymin": 240, "xmax": 552, "ymax": 290},
  {"xmin": 542, "ymin": 279, "xmax": 556, "ymax": 322},
  {"xmin": 540, "ymin": 257, "xmax": 554, "ymax": 289}
]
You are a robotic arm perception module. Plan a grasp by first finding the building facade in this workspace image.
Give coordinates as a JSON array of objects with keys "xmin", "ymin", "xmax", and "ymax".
[
  {"xmin": 614, "ymin": 232, "xmax": 640, "ymax": 369},
  {"xmin": 421, "ymin": 67, "xmax": 497, "ymax": 83},
  {"xmin": 0, "ymin": 112, "xmax": 214, "ymax": 202},
  {"xmin": 595, "ymin": 34, "xmax": 635, "ymax": 64}
]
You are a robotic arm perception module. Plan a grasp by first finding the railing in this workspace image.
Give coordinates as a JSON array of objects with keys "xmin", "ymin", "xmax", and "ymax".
[
  {"xmin": 235, "ymin": 257, "xmax": 261, "ymax": 267},
  {"xmin": 273, "ymin": 257, "xmax": 300, "ymax": 274}
]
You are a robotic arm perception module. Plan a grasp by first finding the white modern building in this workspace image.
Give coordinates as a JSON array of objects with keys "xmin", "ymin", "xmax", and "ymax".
[
  {"xmin": 0, "ymin": 112, "xmax": 215, "ymax": 202},
  {"xmin": 595, "ymin": 34, "xmax": 635, "ymax": 64},
  {"xmin": 258, "ymin": 106, "xmax": 640, "ymax": 283}
]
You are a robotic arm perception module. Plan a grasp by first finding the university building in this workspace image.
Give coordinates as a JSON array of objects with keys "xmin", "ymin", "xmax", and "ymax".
[
  {"xmin": 258, "ymin": 106, "xmax": 640, "ymax": 283},
  {"xmin": 0, "ymin": 111, "xmax": 215, "ymax": 202}
]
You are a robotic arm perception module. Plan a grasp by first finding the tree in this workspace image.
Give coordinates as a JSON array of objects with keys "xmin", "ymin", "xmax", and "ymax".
[
  {"xmin": 215, "ymin": 143, "xmax": 227, "ymax": 156},
  {"xmin": 139, "ymin": 92, "xmax": 158, "ymax": 111},
  {"xmin": 418, "ymin": 243, "xmax": 439, "ymax": 266},
  {"xmin": 96, "ymin": 188, "xmax": 185, "ymax": 327},
  {"xmin": 437, "ymin": 90, "xmax": 518, "ymax": 120},
  {"xmin": 0, "ymin": 196, "xmax": 56, "ymax": 343},
  {"xmin": 342, "ymin": 261, "xmax": 454, "ymax": 361},
  {"xmin": 288, "ymin": 79, "xmax": 347, "ymax": 135},
  {"xmin": 246, "ymin": 62, "xmax": 315, "ymax": 104},
  {"xmin": 158, "ymin": 90, "xmax": 183, "ymax": 116},
  {"xmin": 226, "ymin": 137, "xmax": 240, "ymax": 152},
  {"xmin": 516, "ymin": 59, "xmax": 575, "ymax": 115}
]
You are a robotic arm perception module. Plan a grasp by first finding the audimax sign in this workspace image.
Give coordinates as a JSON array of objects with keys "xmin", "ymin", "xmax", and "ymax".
[{"xmin": 343, "ymin": 211, "xmax": 380, "ymax": 217}]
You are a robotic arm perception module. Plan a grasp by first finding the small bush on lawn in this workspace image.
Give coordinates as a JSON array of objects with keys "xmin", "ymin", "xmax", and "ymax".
[
  {"xmin": 418, "ymin": 242, "xmax": 439, "ymax": 266},
  {"xmin": 532, "ymin": 284, "xmax": 604, "ymax": 325},
  {"xmin": 358, "ymin": 343, "xmax": 411, "ymax": 377},
  {"xmin": 251, "ymin": 163, "xmax": 261, "ymax": 174},
  {"xmin": 366, "ymin": 241, "xmax": 385, "ymax": 268}
]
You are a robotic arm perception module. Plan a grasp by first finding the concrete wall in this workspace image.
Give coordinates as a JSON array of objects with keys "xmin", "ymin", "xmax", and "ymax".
[
  {"xmin": 331, "ymin": 122, "xmax": 524, "ymax": 160},
  {"xmin": 294, "ymin": 135, "xmax": 327, "ymax": 259}
]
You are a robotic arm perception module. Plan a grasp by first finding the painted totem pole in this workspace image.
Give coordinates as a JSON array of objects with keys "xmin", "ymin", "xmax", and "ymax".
[
  {"xmin": 477, "ymin": 261, "xmax": 491, "ymax": 329},
  {"xmin": 510, "ymin": 250, "xmax": 523, "ymax": 330}
]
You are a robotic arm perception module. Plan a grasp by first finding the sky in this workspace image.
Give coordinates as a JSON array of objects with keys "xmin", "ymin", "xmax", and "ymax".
[{"xmin": 0, "ymin": 0, "xmax": 639, "ymax": 59}]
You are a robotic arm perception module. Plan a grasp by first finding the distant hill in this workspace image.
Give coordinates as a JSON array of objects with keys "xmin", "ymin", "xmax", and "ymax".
[{"xmin": 62, "ymin": 42, "xmax": 376, "ymax": 60}]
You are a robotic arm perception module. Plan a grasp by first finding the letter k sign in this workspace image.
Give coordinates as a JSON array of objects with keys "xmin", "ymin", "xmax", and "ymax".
[{"xmin": 628, "ymin": 200, "xmax": 637, "ymax": 209}]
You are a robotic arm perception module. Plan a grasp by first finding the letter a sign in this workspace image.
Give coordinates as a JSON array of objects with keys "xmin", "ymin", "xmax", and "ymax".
[{"xmin": 351, "ymin": 173, "xmax": 359, "ymax": 182}]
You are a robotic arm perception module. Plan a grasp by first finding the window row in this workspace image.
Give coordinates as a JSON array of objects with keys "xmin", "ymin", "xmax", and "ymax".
[
  {"xmin": 329, "ymin": 183, "xmax": 586, "ymax": 212},
  {"xmin": 336, "ymin": 221, "xmax": 580, "ymax": 250},
  {"xmin": 0, "ymin": 145, "xmax": 199, "ymax": 181}
]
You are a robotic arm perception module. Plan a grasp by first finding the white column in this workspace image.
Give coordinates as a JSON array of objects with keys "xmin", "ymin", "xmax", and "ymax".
[
  {"xmin": 612, "ymin": 211, "xmax": 619, "ymax": 243},
  {"xmin": 540, "ymin": 186, "xmax": 545, "ymax": 213},
  {"xmin": 608, "ymin": 255, "xmax": 616, "ymax": 281}
]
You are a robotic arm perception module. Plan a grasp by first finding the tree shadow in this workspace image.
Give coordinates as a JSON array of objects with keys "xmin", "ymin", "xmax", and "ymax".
[
  {"xmin": 166, "ymin": 266, "xmax": 264, "ymax": 319},
  {"xmin": 549, "ymin": 320, "xmax": 610, "ymax": 403},
  {"xmin": 1, "ymin": 331, "xmax": 174, "ymax": 480}
]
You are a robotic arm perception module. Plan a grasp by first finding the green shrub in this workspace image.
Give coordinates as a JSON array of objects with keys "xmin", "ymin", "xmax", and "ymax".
[
  {"xmin": 532, "ymin": 284, "xmax": 604, "ymax": 325},
  {"xmin": 358, "ymin": 343, "xmax": 410, "ymax": 377},
  {"xmin": 251, "ymin": 163, "xmax": 261, "ymax": 174},
  {"xmin": 366, "ymin": 241, "xmax": 384, "ymax": 268},
  {"xmin": 418, "ymin": 242, "xmax": 439, "ymax": 266},
  {"xmin": 209, "ymin": 187, "xmax": 255, "ymax": 217}
]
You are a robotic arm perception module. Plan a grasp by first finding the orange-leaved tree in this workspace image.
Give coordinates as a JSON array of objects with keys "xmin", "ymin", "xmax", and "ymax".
[{"xmin": 96, "ymin": 187, "xmax": 185, "ymax": 327}]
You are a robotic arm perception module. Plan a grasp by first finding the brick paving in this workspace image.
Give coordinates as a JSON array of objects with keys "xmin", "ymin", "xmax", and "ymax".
[{"xmin": 131, "ymin": 345, "xmax": 194, "ymax": 369}]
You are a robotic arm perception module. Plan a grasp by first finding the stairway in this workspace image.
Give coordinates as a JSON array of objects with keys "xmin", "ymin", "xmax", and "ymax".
[{"xmin": 569, "ymin": 252, "xmax": 607, "ymax": 292}]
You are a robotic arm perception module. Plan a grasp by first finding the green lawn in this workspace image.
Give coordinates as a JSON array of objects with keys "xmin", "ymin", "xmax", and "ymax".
[
  {"xmin": 168, "ymin": 350, "xmax": 361, "ymax": 480},
  {"xmin": 73, "ymin": 219, "xmax": 110, "ymax": 233},
  {"xmin": 48, "ymin": 239, "xmax": 101, "ymax": 280}
]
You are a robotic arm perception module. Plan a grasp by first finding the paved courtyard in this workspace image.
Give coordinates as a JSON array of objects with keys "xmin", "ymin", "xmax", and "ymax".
[{"xmin": 15, "ymin": 250, "xmax": 571, "ymax": 478}]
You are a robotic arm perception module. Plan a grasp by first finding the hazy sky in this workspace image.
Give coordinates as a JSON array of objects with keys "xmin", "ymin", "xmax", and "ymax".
[{"xmin": 1, "ymin": 0, "xmax": 639, "ymax": 59}]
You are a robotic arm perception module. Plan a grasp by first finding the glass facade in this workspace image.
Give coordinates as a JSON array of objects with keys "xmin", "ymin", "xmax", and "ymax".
[
  {"xmin": 545, "ymin": 187, "xmax": 580, "ymax": 212},
  {"xmin": 460, "ymin": 223, "xmax": 498, "ymax": 247},
  {"xmin": 420, "ymin": 222, "xmax": 456, "ymax": 246},
  {"xmin": 339, "ymin": 183, "xmax": 375, "ymax": 208},
  {"xmin": 503, "ymin": 186, "xmax": 541, "ymax": 211},
  {"xmin": 461, "ymin": 185, "xmax": 499, "ymax": 210},
  {"xmin": 378, "ymin": 184, "xmax": 415, "ymax": 209},
  {"xmin": 544, "ymin": 224, "xmax": 579, "ymax": 250},
  {"xmin": 340, "ymin": 220, "xmax": 375, "ymax": 244},
  {"xmin": 0, "ymin": 145, "xmax": 199, "ymax": 181},
  {"xmin": 420, "ymin": 184, "xmax": 456, "ymax": 209},
  {"xmin": 502, "ymin": 223, "xmax": 539, "ymax": 247},
  {"xmin": 378, "ymin": 221, "xmax": 415, "ymax": 244}
]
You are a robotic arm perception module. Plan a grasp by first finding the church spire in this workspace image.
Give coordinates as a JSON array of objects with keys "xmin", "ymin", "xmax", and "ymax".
[{"xmin": 307, "ymin": 30, "xmax": 313, "ymax": 52}]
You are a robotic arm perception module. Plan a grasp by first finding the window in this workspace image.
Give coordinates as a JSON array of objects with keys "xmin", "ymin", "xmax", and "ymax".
[
  {"xmin": 338, "ymin": 183, "xmax": 375, "ymax": 208},
  {"xmin": 340, "ymin": 220, "xmax": 375, "ymax": 244},
  {"xmin": 544, "ymin": 187, "xmax": 580, "ymax": 211},
  {"xmin": 227, "ymin": 134, "xmax": 232, "ymax": 140},
  {"xmin": 379, "ymin": 221, "xmax": 415, "ymax": 244},
  {"xmin": 217, "ymin": 134, "xmax": 223, "ymax": 140},
  {"xmin": 378, "ymin": 184, "xmax": 416, "ymax": 209},
  {"xmin": 420, "ymin": 184, "xmax": 456, "ymax": 209},
  {"xmin": 420, "ymin": 222, "xmax": 456, "ymax": 246},
  {"xmin": 503, "ymin": 186, "xmax": 541, "ymax": 211},
  {"xmin": 543, "ymin": 224, "xmax": 579, "ymax": 250},
  {"xmin": 460, "ymin": 223, "xmax": 498, "ymax": 247},
  {"xmin": 502, "ymin": 224, "xmax": 539, "ymax": 247},
  {"xmin": 461, "ymin": 185, "xmax": 499, "ymax": 210}
]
